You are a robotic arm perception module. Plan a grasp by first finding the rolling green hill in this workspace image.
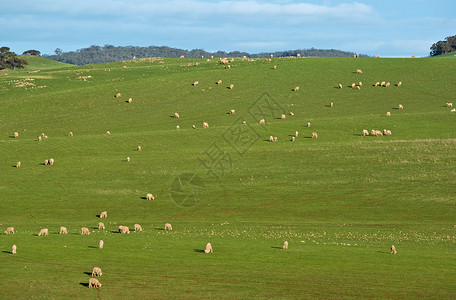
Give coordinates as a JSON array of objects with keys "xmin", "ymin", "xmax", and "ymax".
[{"xmin": 0, "ymin": 56, "xmax": 455, "ymax": 299}]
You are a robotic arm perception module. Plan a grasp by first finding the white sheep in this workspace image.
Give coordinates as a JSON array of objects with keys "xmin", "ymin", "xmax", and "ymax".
[
  {"xmin": 273, "ymin": 137, "xmax": 278, "ymax": 142},
  {"xmin": 330, "ymin": 102, "xmax": 334, "ymax": 108},
  {"xmin": 357, "ymin": 86, "xmax": 361, "ymax": 90},
  {"xmin": 12, "ymin": 244, "xmax": 17, "ymax": 254},
  {"xmin": 204, "ymin": 242, "xmax": 213, "ymax": 253},
  {"xmin": 259, "ymin": 119, "xmax": 265, "ymax": 124},
  {"xmin": 128, "ymin": 98, "xmax": 132, "ymax": 103},
  {"xmin": 81, "ymin": 227, "xmax": 90, "ymax": 235},
  {"xmin": 137, "ymin": 146, "xmax": 142, "ymax": 151},
  {"xmin": 38, "ymin": 136, "xmax": 42, "ymax": 141},
  {"xmin": 398, "ymin": 104, "xmax": 404, "ymax": 109},
  {"xmin": 176, "ymin": 125, "xmax": 180, "ymax": 130},
  {"xmin": 49, "ymin": 158, "xmax": 54, "ymax": 166},
  {"xmin": 126, "ymin": 157, "xmax": 130, "ymax": 162},
  {"xmin": 92, "ymin": 267, "xmax": 102, "ymax": 277},
  {"xmin": 283, "ymin": 241, "xmax": 288, "ymax": 249},
  {"xmin": 174, "ymin": 112, "xmax": 180, "ymax": 118},
  {"xmin": 45, "ymin": 159, "xmax": 49, "ymax": 165},
  {"xmin": 193, "ymin": 81, "xmax": 199, "ymax": 86},
  {"xmin": 269, "ymin": 136, "xmax": 274, "ymax": 142},
  {"xmin": 338, "ymin": 84, "xmax": 343, "ymax": 89},
  {"xmin": 293, "ymin": 86, "xmax": 299, "ymax": 91},
  {"xmin": 359, "ymin": 82, "xmax": 362, "ymax": 87},
  {"xmin": 100, "ymin": 211, "xmax": 107, "ymax": 218},
  {"xmin": 362, "ymin": 129, "xmax": 369, "ymax": 136},
  {"xmin": 5, "ymin": 227, "xmax": 14, "ymax": 235},
  {"xmin": 281, "ymin": 114, "xmax": 286, "ymax": 119},
  {"xmin": 381, "ymin": 81, "xmax": 386, "ymax": 87},
  {"xmin": 383, "ymin": 129, "xmax": 392, "ymax": 136},
  {"xmin": 290, "ymin": 112, "xmax": 294, "ymax": 116},
  {"xmin": 446, "ymin": 103, "xmax": 453, "ymax": 107},
  {"xmin": 312, "ymin": 132, "xmax": 318, "ymax": 138},
  {"xmin": 41, "ymin": 133, "xmax": 45, "ymax": 137},
  {"xmin": 98, "ymin": 222, "xmax": 105, "ymax": 230},
  {"xmin": 295, "ymin": 131, "xmax": 298, "ymax": 137},
  {"xmin": 385, "ymin": 82, "xmax": 391, "ymax": 87},
  {"xmin": 356, "ymin": 69, "xmax": 363, "ymax": 74},
  {"xmin": 307, "ymin": 122, "xmax": 311, "ymax": 127},
  {"xmin": 386, "ymin": 112, "xmax": 391, "ymax": 117},
  {"xmin": 203, "ymin": 122, "xmax": 209, "ymax": 128},
  {"xmin": 165, "ymin": 223, "xmax": 173, "ymax": 231},
  {"xmin": 89, "ymin": 278, "xmax": 102, "ymax": 288},
  {"xmin": 59, "ymin": 226, "xmax": 68, "ymax": 234},
  {"xmin": 16, "ymin": 161, "xmax": 21, "ymax": 168},
  {"xmin": 106, "ymin": 131, "xmax": 111, "ymax": 135},
  {"xmin": 119, "ymin": 226, "xmax": 130, "ymax": 234},
  {"xmin": 14, "ymin": 132, "xmax": 19, "ymax": 138},
  {"xmin": 391, "ymin": 245, "xmax": 397, "ymax": 254},
  {"xmin": 115, "ymin": 93, "xmax": 121, "ymax": 98},
  {"xmin": 291, "ymin": 137, "xmax": 295, "ymax": 142},
  {"xmin": 351, "ymin": 83, "xmax": 356, "ymax": 88},
  {"xmin": 375, "ymin": 82, "xmax": 380, "ymax": 87},
  {"xmin": 192, "ymin": 124, "xmax": 196, "ymax": 129},
  {"xmin": 451, "ymin": 108, "xmax": 456, "ymax": 112},
  {"xmin": 229, "ymin": 84, "xmax": 234, "ymax": 89},
  {"xmin": 146, "ymin": 193, "xmax": 154, "ymax": 200},
  {"xmin": 69, "ymin": 132, "xmax": 73, "ymax": 136},
  {"xmin": 38, "ymin": 228, "xmax": 48, "ymax": 236},
  {"xmin": 230, "ymin": 109, "xmax": 235, "ymax": 114},
  {"xmin": 99, "ymin": 240, "xmax": 104, "ymax": 249},
  {"xmin": 397, "ymin": 81, "xmax": 402, "ymax": 87},
  {"xmin": 134, "ymin": 224, "xmax": 143, "ymax": 232},
  {"xmin": 273, "ymin": 65, "xmax": 277, "ymax": 70},
  {"xmin": 217, "ymin": 80, "xmax": 222, "ymax": 85}
]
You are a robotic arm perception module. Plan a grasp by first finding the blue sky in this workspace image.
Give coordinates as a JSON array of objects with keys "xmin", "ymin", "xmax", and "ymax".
[{"xmin": 1, "ymin": 0, "xmax": 455, "ymax": 57}]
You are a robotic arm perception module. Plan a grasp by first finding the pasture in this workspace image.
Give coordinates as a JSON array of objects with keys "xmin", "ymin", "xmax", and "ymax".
[{"xmin": 1, "ymin": 55, "xmax": 455, "ymax": 299}]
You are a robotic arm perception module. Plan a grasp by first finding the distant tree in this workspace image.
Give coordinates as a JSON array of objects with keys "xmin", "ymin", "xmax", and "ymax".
[
  {"xmin": 0, "ymin": 46, "xmax": 28, "ymax": 70},
  {"xmin": 54, "ymin": 48, "xmax": 63, "ymax": 56},
  {"xmin": 22, "ymin": 49, "xmax": 41, "ymax": 56},
  {"xmin": 430, "ymin": 35, "xmax": 456, "ymax": 56}
]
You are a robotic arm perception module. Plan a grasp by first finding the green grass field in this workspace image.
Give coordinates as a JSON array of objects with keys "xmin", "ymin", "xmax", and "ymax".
[{"xmin": 1, "ymin": 55, "xmax": 455, "ymax": 299}]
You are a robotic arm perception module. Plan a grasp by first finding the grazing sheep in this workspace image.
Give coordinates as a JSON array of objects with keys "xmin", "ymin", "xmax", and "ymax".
[
  {"xmin": 115, "ymin": 93, "xmax": 121, "ymax": 98},
  {"xmin": 357, "ymin": 86, "xmax": 361, "ymax": 90},
  {"xmin": 362, "ymin": 129, "xmax": 369, "ymax": 136},
  {"xmin": 376, "ymin": 55, "xmax": 381, "ymax": 58},
  {"xmin": 229, "ymin": 84, "xmax": 234, "ymax": 89},
  {"xmin": 351, "ymin": 83, "xmax": 356, "ymax": 88},
  {"xmin": 126, "ymin": 157, "xmax": 130, "ymax": 162},
  {"xmin": 356, "ymin": 69, "xmax": 363, "ymax": 74},
  {"xmin": 38, "ymin": 136, "xmax": 42, "ymax": 141},
  {"xmin": 49, "ymin": 158, "xmax": 54, "ymax": 166},
  {"xmin": 293, "ymin": 86, "xmax": 299, "ymax": 91},
  {"xmin": 225, "ymin": 65, "xmax": 231, "ymax": 69},
  {"xmin": 242, "ymin": 121, "xmax": 247, "ymax": 125},
  {"xmin": 100, "ymin": 211, "xmax": 107, "ymax": 218},
  {"xmin": 81, "ymin": 227, "xmax": 90, "ymax": 235},
  {"xmin": 375, "ymin": 82, "xmax": 380, "ymax": 87},
  {"xmin": 191, "ymin": 124, "xmax": 195, "ymax": 129},
  {"xmin": 176, "ymin": 125, "xmax": 180, "ymax": 130},
  {"xmin": 273, "ymin": 137, "xmax": 278, "ymax": 142},
  {"xmin": 371, "ymin": 130, "xmax": 383, "ymax": 136},
  {"xmin": 269, "ymin": 136, "xmax": 274, "ymax": 142},
  {"xmin": 307, "ymin": 122, "xmax": 311, "ymax": 127},
  {"xmin": 134, "ymin": 224, "xmax": 143, "ymax": 232},
  {"xmin": 69, "ymin": 132, "xmax": 73, "ymax": 136},
  {"xmin": 281, "ymin": 114, "xmax": 286, "ymax": 119},
  {"xmin": 312, "ymin": 132, "xmax": 318, "ymax": 138},
  {"xmin": 165, "ymin": 223, "xmax": 173, "ymax": 231},
  {"xmin": 137, "ymin": 146, "xmax": 142, "ymax": 151},
  {"xmin": 290, "ymin": 112, "xmax": 294, "ymax": 116},
  {"xmin": 204, "ymin": 243, "xmax": 213, "ymax": 253},
  {"xmin": 38, "ymin": 228, "xmax": 48, "ymax": 236},
  {"xmin": 16, "ymin": 161, "xmax": 21, "ymax": 168},
  {"xmin": 174, "ymin": 112, "xmax": 180, "ymax": 118},
  {"xmin": 120, "ymin": 226, "xmax": 130, "ymax": 234},
  {"xmin": 397, "ymin": 81, "xmax": 402, "ymax": 87},
  {"xmin": 259, "ymin": 119, "xmax": 265, "ymax": 124},
  {"xmin": 338, "ymin": 83, "xmax": 343, "ymax": 89},
  {"xmin": 295, "ymin": 131, "xmax": 299, "ymax": 137},
  {"xmin": 12, "ymin": 245, "xmax": 17, "ymax": 254},
  {"xmin": 127, "ymin": 98, "xmax": 132, "ymax": 103},
  {"xmin": 193, "ymin": 81, "xmax": 199, "ymax": 86},
  {"xmin": 359, "ymin": 82, "xmax": 362, "ymax": 87},
  {"xmin": 381, "ymin": 81, "xmax": 386, "ymax": 87},
  {"xmin": 446, "ymin": 103, "xmax": 453, "ymax": 107},
  {"xmin": 98, "ymin": 222, "xmax": 105, "ymax": 230},
  {"xmin": 391, "ymin": 245, "xmax": 397, "ymax": 254},
  {"xmin": 92, "ymin": 267, "xmax": 102, "ymax": 277},
  {"xmin": 386, "ymin": 112, "xmax": 391, "ymax": 116},
  {"xmin": 283, "ymin": 241, "xmax": 288, "ymax": 249},
  {"xmin": 99, "ymin": 240, "xmax": 104, "ymax": 249},
  {"xmin": 297, "ymin": 53, "xmax": 301, "ymax": 58},
  {"xmin": 230, "ymin": 109, "xmax": 235, "ymax": 114},
  {"xmin": 398, "ymin": 104, "xmax": 403, "ymax": 109},
  {"xmin": 330, "ymin": 102, "xmax": 334, "ymax": 108},
  {"xmin": 180, "ymin": 55, "xmax": 184, "ymax": 59},
  {"xmin": 41, "ymin": 133, "xmax": 45, "ymax": 137},
  {"xmin": 89, "ymin": 278, "xmax": 102, "ymax": 288},
  {"xmin": 146, "ymin": 193, "xmax": 154, "ymax": 200},
  {"xmin": 383, "ymin": 129, "xmax": 392, "ymax": 135},
  {"xmin": 217, "ymin": 80, "xmax": 222, "ymax": 85},
  {"xmin": 59, "ymin": 226, "xmax": 67, "ymax": 234},
  {"xmin": 203, "ymin": 122, "xmax": 209, "ymax": 128},
  {"xmin": 451, "ymin": 108, "xmax": 456, "ymax": 112},
  {"xmin": 273, "ymin": 65, "xmax": 277, "ymax": 70},
  {"xmin": 44, "ymin": 159, "xmax": 49, "ymax": 165},
  {"xmin": 5, "ymin": 227, "xmax": 14, "ymax": 235},
  {"xmin": 291, "ymin": 137, "xmax": 295, "ymax": 142},
  {"xmin": 14, "ymin": 132, "xmax": 19, "ymax": 138},
  {"xmin": 385, "ymin": 82, "xmax": 390, "ymax": 87},
  {"xmin": 106, "ymin": 131, "xmax": 111, "ymax": 135}
]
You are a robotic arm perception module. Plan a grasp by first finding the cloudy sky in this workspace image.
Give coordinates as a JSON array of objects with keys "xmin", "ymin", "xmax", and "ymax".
[{"xmin": 1, "ymin": 0, "xmax": 455, "ymax": 57}]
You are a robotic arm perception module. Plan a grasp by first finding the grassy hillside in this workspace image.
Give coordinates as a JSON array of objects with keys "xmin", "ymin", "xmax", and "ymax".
[
  {"xmin": 432, "ymin": 52, "xmax": 456, "ymax": 58},
  {"xmin": 0, "ymin": 56, "xmax": 455, "ymax": 299},
  {"xmin": 18, "ymin": 55, "xmax": 74, "ymax": 71}
]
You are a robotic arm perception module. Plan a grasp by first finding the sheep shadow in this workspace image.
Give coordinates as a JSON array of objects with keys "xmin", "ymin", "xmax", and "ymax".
[
  {"xmin": 39, "ymin": 163, "xmax": 47, "ymax": 165},
  {"xmin": 79, "ymin": 282, "xmax": 90, "ymax": 288},
  {"xmin": 90, "ymin": 226, "xmax": 98, "ymax": 230},
  {"xmin": 9, "ymin": 135, "xmax": 16, "ymax": 139},
  {"xmin": 12, "ymin": 165, "xmax": 18, "ymax": 168},
  {"xmin": 376, "ymin": 251, "xmax": 391, "ymax": 254},
  {"xmin": 2, "ymin": 250, "xmax": 13, "ymax": 254},
  {"xmin": 96, "ymin": 214, "xmax": 101, "ymax": 218},
  {"xmin": 140, "ymin": 197, "xmax": 148, "ymax": 200},
  {"xmin": 83, "ymin": 272, "xmax": 92, "ymax": 276},
  {"xmin": 392, "ymin": 107, "xmax": 400, "ymax": 110},
  {"xmin": 353, "ymin": 133, "xmax": 365, "ymax": 136},
  {"xmin": 324, "ymin": 104, "xmax": 332, "ymax": 107},
  {"xmin": 111, "ymin": 230, "xmax": 121, "ymax": 234},
  {"xmin": 193, "ymin": 249, "xmax": 205, "ymax": 253},
  {"xmin": 88, "ymin": 246, "xmax": 99, "ymax": 249},
  {"xmin": 155, "ymin": 228, "xmax": 165, "ymax": 231},
  {"xmin": 271, "ymin": 246, "xmax": 283, "ymax": 249}
]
